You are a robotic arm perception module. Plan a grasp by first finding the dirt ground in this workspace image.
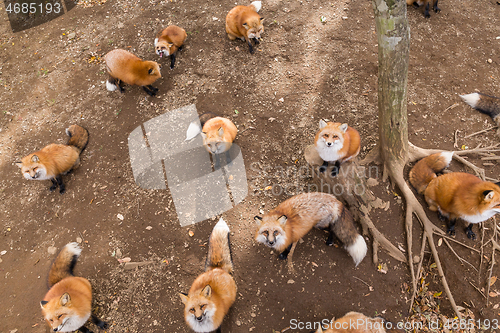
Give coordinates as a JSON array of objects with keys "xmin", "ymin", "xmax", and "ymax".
[{"xmin": 1, "ymin": 0, "xmax": 500, "ymax": 332}]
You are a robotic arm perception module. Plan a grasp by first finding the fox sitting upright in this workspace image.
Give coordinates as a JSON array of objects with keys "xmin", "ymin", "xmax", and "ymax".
[
  {"xmin": 180, "ymin": 218, "xmax": 237, "ymax": 333},
  {"xmin": 226, "ymin": 1, "xmax": 264, "ymax": 54},
  {"xmin": 16, "ymin": 124, "xmax": 88, "ymax": 194},
  {"xmin": 254, "ymin": 192, "xmax": 367, "ymax": 267},
  {"xmin": 104, "ymin": 49, "xmax": 161, "ymax": 96},
  {"xmin": 410, "ymin": 152, "xmax": 500, "ymax": 239},
  {"xmin": 315, "ymin": 120, "xmax": 360, "ymax": 177},
  {"xmin": 154, "ymin": 25, "xmax": 187, "ymax": 69},
  {"xmin": 41, "ymin": 242, "xmax": 108, "ymax": 333}
]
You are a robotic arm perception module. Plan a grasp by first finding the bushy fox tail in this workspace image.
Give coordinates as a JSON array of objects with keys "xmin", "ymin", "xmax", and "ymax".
[
  {"xmin": 66, "ymin": 124, "xmax": 89, "ymax": 153},
  {"xmin": 409, "ymin": 152, "xmax": 453, "ymax": 194},
  {"xmin": 460, "ymin": 92, "xmax": 500, "ymax": 122},
  {"xmin": 249, "ymin": 1, "xmax": 262, "ymax": 12},
  {"xmin": 332, "ymin": 206, "xmax": 367, "ymax": 267},
  {"xmin": 48, "ymin": 242, "xmax": 82, "ymax": 287},
  {"xmin": 205, "ymin": 218, "xmax": 234, "ymax": 274}
]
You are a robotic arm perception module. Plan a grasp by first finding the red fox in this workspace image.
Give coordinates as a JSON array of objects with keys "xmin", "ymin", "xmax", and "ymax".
[
  {"xmin": 254, "ymin": 192, "xmax": 367, "ymax": 266},
  {"xmin": 16, "ymin": 124, "xmax": 88, "ymax": 194},
  {"xmin": 312, "ymin": 312, "xmax": 403, "ymax": 333},
  {"xmin": 179, "ymin": 218, "xmax": 236, "ymax": 333},
  {"xmin": 41, "ymin": 242, "xmax": 108, "ymax": 333},
  {"xmin": 154, "ymin": 25, "xmax": 187, "ymax": 69},
  {"xmin": 406, "ymin": 0, "xmax": 440, "ymax": 18},
  {"xmin": 410, "ymin": 152, "xmax": 500, "ymax": 239},
  {"xmin": 460, "ymin": 92, "xmax": 500, "ymax": 135},
  {"xmin": 226, "ymin": 1, "xmax": 264, "ymax": 54},
  {"xmin": 104, "ymin": 49, "xmax": 161, "ymax": 96},
  {"xmin": 315, "ymin": 120, "xmax": 361, "ymax": 177},
  {"xmin": 185, "ymin": 113, "xmax": 238, "ymax": 169}
]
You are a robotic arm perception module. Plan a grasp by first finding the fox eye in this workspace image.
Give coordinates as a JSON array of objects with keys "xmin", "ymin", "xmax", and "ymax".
[
  {"xmin": 273, "ymin": 231, "xmax": 278, "ymax": 237},
  {"xmin": 263, "ymin": 230, "xmax": 269, "ymax": 237},
  {"xmin": 58, "ymin": 314, "xmax": 63, "ymax": 319},
  {"xmin": 190, "ymin": 308, "xmax": 195, "ymax": 313},
  {"xmin": 333, "ymin": 135, "xmax": 338, "ymax": 139},
  {"xmin": 49, "ymin": 319, "xmax": 53, "ymax": 322},
  {"xmin": 200, "ymin": 304, "xmax": 206, "ymax": 310}
]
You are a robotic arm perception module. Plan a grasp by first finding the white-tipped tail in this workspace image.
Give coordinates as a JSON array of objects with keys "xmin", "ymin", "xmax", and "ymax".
[
  {"xmin": 440, "ymin": 151, "xmax": 454, "ymax": 167},
  {"xmin": 250, "ymin": 0, "xmax": 262, "ymax": 12},
  {"xmin": 213, "ymin": 217, "xmax": 230, "ymax": 233},
  {"xmin": 64, "ymin": 242, "xmax": 82, "ymax": 258},
  {"xmin": 346, "ymin": 235, "xmax": 367, "ymax": 267},
  {"xmin": 106, "ymin": 80, "xmax": 118, "ymax": 92},
  {"xmin": 185, "ymin": 121, "xmax": 202, "ymax": 141},
  {"xmin": 460, "ymin": 93, "xmax": 480, "ymax": 108}
]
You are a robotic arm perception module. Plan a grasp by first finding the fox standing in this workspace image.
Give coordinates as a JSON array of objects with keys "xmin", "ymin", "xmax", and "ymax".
[
  {"xmin": 41, "ymin": 242, "xmax": 108, "ymax": 333},
  {"xmin": 180, "ymin": 218, "xmax": 237, "ymax": 333},
  {"xmin": 16, "ymin": 124, "xmax": 88, "ymax": 194},
  {"xmin": 226, "ymin": 1, "xmax": 264, "ymax": 54},
  {"xmin": 154, "ymin": 25, "xmax": 187, "ymax": 69},
  {"xmin": 104, "ymin": 49, "xmax": 161, "ymax": 96},
  {"xmin": 254, "ymin": 192, "xmax": 367, "ymax": 266},
  {"xmin": 460, "ymin": 92, "xmax": 500, "ymax": 136},
  {"xmin": 315, "ymin": 120, "xmax": 360, "ymax": 177},
  {"xmin": 410, "ymin": 152, "xmax": 500, "ymax": 239}
]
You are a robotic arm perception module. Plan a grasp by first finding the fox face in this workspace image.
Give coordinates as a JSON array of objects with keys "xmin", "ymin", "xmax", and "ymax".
[
  {"xmin": 155, "ymin": 40, "xmax": 173, "ymax": 57},
  {"xmin": 201, "ymin": 127, "xmax": 231, "ymax": 154},
  {"xmin": 462, "ymin": 188, "xmax": 500, "ymax": 223},
  {"xmin": 243, "ymin": 18, "xmax": 264, "ymax": 41},
  {"xmin": 254, "ymin": 215, "xmax": 287, "ymax": 250},
  {"xmin": 315, "ymin": 120, "xmax": 349, "ymax": 161},
  {"xmin": 41, "ymin": 293, "xmax": 89, "ymax": 332},
  {"xmin": 180, "ymin": 286, "xmax": 217, "ymax": 332},
  {"xmin": 16, "ymin": 155, "xmax": 49, "ymax": 180}
]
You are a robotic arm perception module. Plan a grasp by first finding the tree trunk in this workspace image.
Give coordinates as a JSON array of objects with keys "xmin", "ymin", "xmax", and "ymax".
[{"xmin": 372, "ymin": 0, "xmax": 410, "ymax": 170}]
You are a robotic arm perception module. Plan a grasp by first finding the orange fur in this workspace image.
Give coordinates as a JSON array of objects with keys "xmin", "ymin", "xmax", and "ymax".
[
  {"xmin": 16, "ymin": 125, "xmax": 88, "ymax": 193},
  {"xmin": 409, "ymin": 152, "xmax": 452, "ymax": 194},
  {"xmin": 201, "ymin": 117, "xmax": 238, "ymax": 154},
  {"xmin": 155, "ymin": 25, "xmax": 187, "ymax": 56},
  {"xmin": 41, "ymin": 243, "xmax": 106, "ymax": 332},
  {"xmin": 180, "ymin": 219, "xmax": 236, "ymax": 332},
  {"xmin": 314, "ymin": 121, "xmax": 360, "ymax": 164},
  {"xmin": 104, "ymin": 49, "xmax": 161, "ymax": 87},
  {"xmin": 406, "ymin": 0, "xmax": 440, "ymax": 18},
  {"xmin": 226, "ymin": 2, "xmax": 264, "ymax": 53}
]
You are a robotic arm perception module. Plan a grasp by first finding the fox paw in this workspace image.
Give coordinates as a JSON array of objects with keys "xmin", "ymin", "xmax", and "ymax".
[
  {"xmin": 446, "ymin": 227, "xmax": 455, "ymax": 236},
  {"xmin": 330, "ymin": 167, "xmax": 339, "ymax": 177},
  {"xmin": 466, "ymin": 229, "xmax": 476, "ymax": 240},
  {"xmin": 326, "ymin": 239, "xmax": 334, "ymax": 246},
  {"xmin": 319, "ymin": 166, "xmax": 327, "ymax": 173},
  {"xmin": 49, "ymin": 185, "xmax": 57, "ymax": 192},
  {"xmin": 278, "ymin": 252, "xmax": 288, "ymax": 260}
]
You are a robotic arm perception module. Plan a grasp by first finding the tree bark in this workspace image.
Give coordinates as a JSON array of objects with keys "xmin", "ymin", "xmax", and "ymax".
[{"xmin": 372, "ymin": 0, "xmax": 410, "ymax": 169}]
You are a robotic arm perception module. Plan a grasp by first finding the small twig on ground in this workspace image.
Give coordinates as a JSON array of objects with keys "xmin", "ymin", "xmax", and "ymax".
[
  {"xmin": 469, "ymin": 280, "xmax": 487, "ymax": 299},
  {"xmin": 353, "ymin": 276, "xmax": 373, "ymax": 290},
  {"xmin": 486, "ymin": 240, "xmax": 500, "ymax": 306},
  {"xmin": 464, "ymin": 126, "xmax": 498, "ymax": 139},
  {"xmin": 454, "ymin": 129, "xmax": 459, "ymax": 148},
  {"xmin": 442, "ymin": 238, "xmax": 478, "ymax": 272}
]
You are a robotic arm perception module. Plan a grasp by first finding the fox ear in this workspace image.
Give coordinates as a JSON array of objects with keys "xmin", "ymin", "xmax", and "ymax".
[
  {"xmin": 40, "ymin": 300, "xmax": 48, "ymax": 308},
  {"xmin": 483, "ymin": 190, "xmax": 495, "ymax": 201},
  {"xmin": 31, "ymin": 155, "xmax": 39, "ymax": 163},
  {"xmin": 15, "ymin": 162, "xmax": 23, "ymax": 168},
  {"xmin": 59, "ymin": 293, "xmax": 71, "ymax": 306},
  {"xmin": 316, "ymin": 326, "xmax": 324, "ymax": 333},
  {"xmin": 254, "ymin": 216, "xmax": 263, "ymax": 225},
  {"xmin": 217, "ymin": 127, "xmax": 224, "ymax": 137},
  {"xmin": 319, "ymin": 119, "xmax": 327, "ymax": 129},
  {"xmin": 340, "ymin": 123, "xmax": 348, "ymax": 133},
  {"xmin": 167, "ymin": 42, "xmax": 173, "ymax": 48},
  {"xmin": 201, "ymin": 285, "xmax": 212, "ymax": 298},
  {"xmin": 242, "ymin": 22, "xmax": 250, "ymax": 30},
  {"xmin": 278, "ymin": 215, "xmax": 287, "ymax": 226},
  {"xmin": 179, "ymin": 292, "xmax": 188, "ymax": 304},
  {"xmin": 200, "ymin": 132, "xmax": 207, "ymax": 140}
]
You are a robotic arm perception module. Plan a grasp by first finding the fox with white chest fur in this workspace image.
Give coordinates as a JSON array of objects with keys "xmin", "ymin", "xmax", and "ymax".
[{"xmin": 254, "ymin": 192, "xmax": 367, "ymax": 266}]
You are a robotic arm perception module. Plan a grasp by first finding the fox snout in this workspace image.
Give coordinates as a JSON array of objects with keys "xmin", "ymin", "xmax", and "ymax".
[
  {"xmin": 195, "ymin": 314, "xmax": 205, "ymax": 322},
  {"xmin": 326, "ymin": 142, "xmax": 332, "ymax": 147}
]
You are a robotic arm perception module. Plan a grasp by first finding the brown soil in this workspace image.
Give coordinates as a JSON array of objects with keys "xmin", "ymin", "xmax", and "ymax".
[{"xmin": 0, "ymin": 0, "xmax": 500, "ymax": 332}]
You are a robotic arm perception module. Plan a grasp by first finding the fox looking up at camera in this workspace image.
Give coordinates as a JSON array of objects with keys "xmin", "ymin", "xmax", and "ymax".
[
  {"xmin": 410, "ymin": 152, "xmax": 500, "ymax": 240},
  {"xmin": 314, "ymin": 120, "xmax": 360, "ymax": 177},
  {"xmin": 179, "ymin": 218, "xmax": 236, "ymax": 333},
  {"xmin": 40, "ymin": 242, "xmax": 108, "ymax": 333},
  {"xmin": 154, "ymin": 25, "xmax": 187, "ymax": 69},
  {"xmin": 254, "ymin": 192, "xmax": 367, "ymax": 267},
  {"xmin": 16, "ymin": 124, "xmax": 88, "ymax": 194},
  {"xmin": 226, "ymin": 1, "xmax": 264, "ymax": 54}
]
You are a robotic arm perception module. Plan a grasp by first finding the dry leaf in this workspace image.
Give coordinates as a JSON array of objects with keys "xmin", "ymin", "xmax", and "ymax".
[
  {"xmin": 118, "ymin": 257, "xmax": 131, "ymax": 263},
  {"xmin": 188, "ymin": 230, "xmax": 194, "ymax": 237},
  {"xmin": 438, "ymin": 238, "xmax": 443, "ymax": 247},
  {"xmin": 490, "ymin": 276, "xmax": 497, "ymax": 286},
  {"xmin": 489, "ymin": 291, "xmax": 499, "ymax": 298}
]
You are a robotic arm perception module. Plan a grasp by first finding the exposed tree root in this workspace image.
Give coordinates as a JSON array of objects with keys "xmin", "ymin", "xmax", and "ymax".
[{"xmin": 486, "ymin": 222, "xmax": 500, "ymax": 306}]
